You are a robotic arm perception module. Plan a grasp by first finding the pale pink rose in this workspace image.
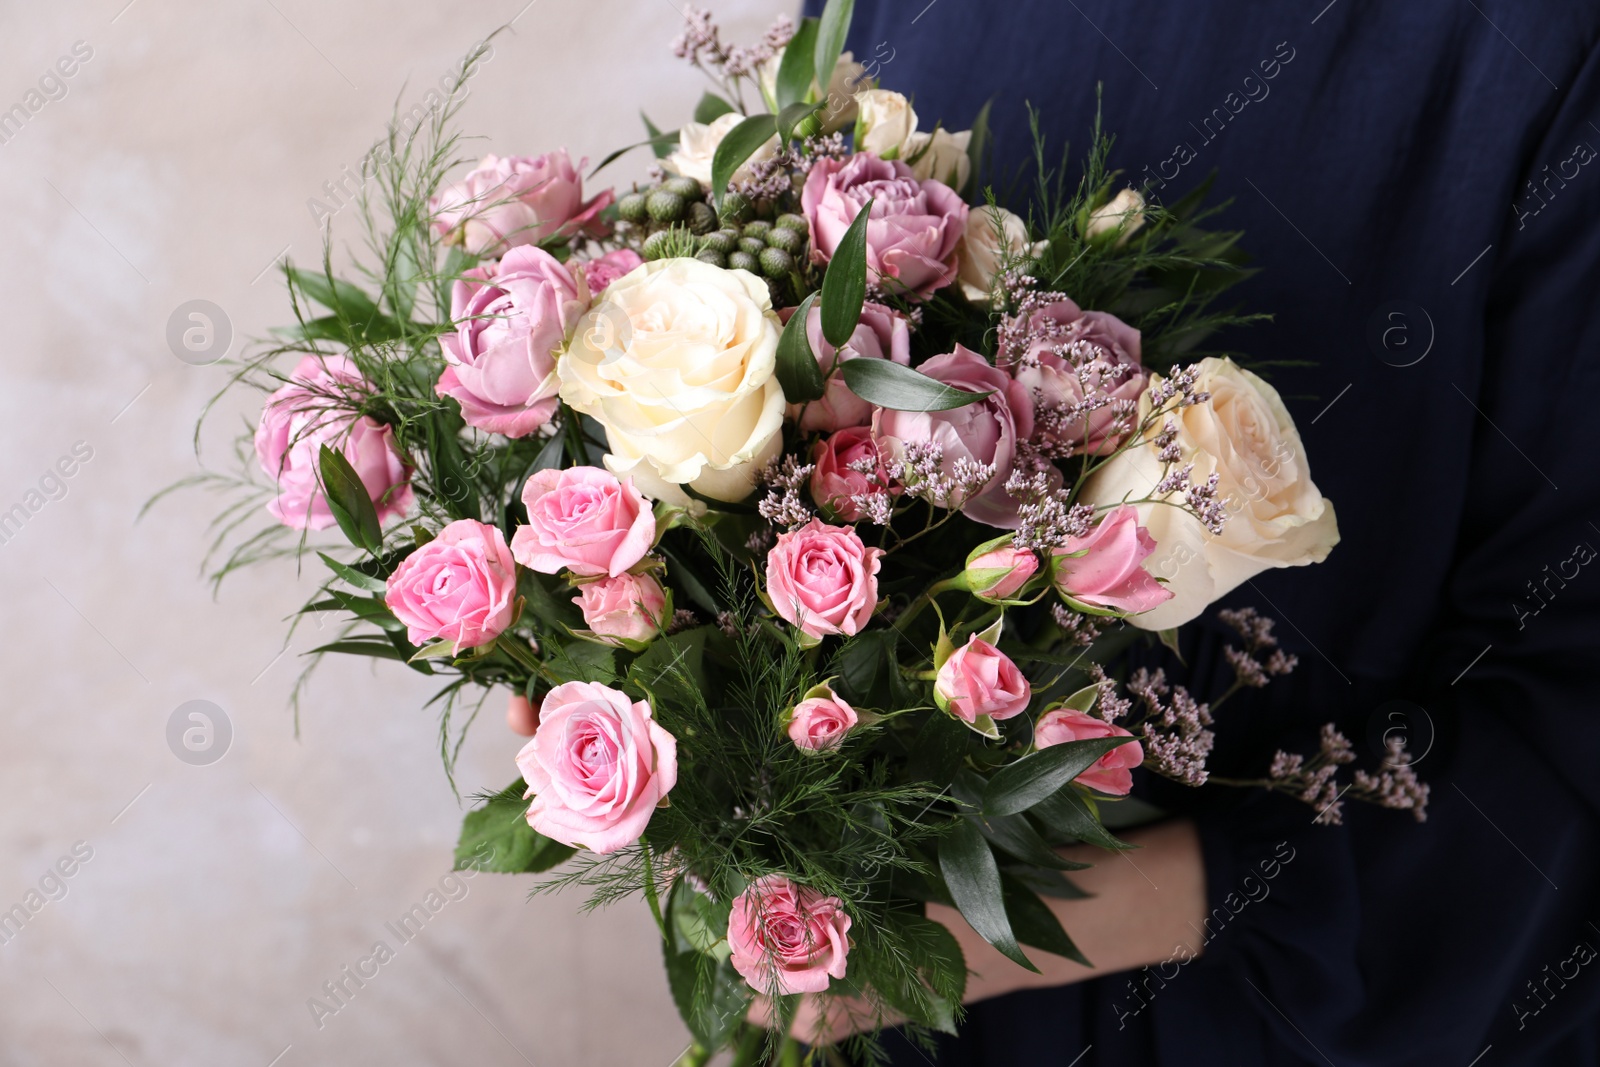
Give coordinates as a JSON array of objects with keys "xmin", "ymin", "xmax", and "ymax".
[
  {"xmin": 572, "ymin": 571, "xmax": 667, "ymax": 644},
  {"xmin": 1051, "ymin": 505, "xmax": 1173, "ymax": 615},
  {"xmin": 781, "ymin": 301, "xmax": 910, "ymax": 432},
  {"xmin": 1007, "ymin": 298, "xmax": 1147, "ymax": 457},
  {"xmin": 786, "ymin": 687, "xmax": 859, "ymax": 752},
  {"xmin": 253, "ymin": 355, "xmax": 413, "ymax": 532},
  {"xmin": 810, "ymin": 427, "xmax": 891, "ymax": 522},
  {"xmin": 383, "ymin": 519, "xmax": 517, "ymax": 651},
  {"xmin": 1033, "ymin": 708, "xmax": 1144, "ymax": 795},
  {"xmin": 580, "ymin": 248, "xmax": 644, "ymax": 294},
  {"xmin": 436, "ymin": 246, "xmax": 586, "ymax": 438},
  {"xmin": 874, "ymin": 346, "xmax": 1035, "ymax": 529},
  {"xmin": 965, "ymin": 542, "xmax": 1039, "ymax": 602},
  {"xmin": 728, "ymin": 875, "xmax": 852, "ymax": 995},
  {"xmin": 765, "ymin": 519, "xmax": 882, "ymax": 639},
  {"xmin": 512, "ymin": 466, "xmax": 655, "ymax": 577},
  {"xmin": 516, "ymin": 681, "xmax": 677, "ymax": 854},
  {"xmin": 430, "ymin": 150, "xmax": 613, "ymax": 257},
  {"xmin": 935, "ymin": 635, "xmax": 1031, "ymax": 723},
  {"xmin": 801, "ymin": 154, "xmax": 967, "ymax": 299}
]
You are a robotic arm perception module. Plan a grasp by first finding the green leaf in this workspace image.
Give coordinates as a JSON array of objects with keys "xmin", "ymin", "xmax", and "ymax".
[
  {"xmin": 425, "ymin": 417, "xmax": 479, "ymax": 520},
  {"xmin": 1031, "ymin": 786, "xmax": 1135, "ymax": 851},
  {"xmin": 905, "ymin": 710, "xmax": 970, "ymax": 788},
  {"xmin": 318, "ymin": 551, "xmax": 389, "ymax": 592},
  {"xmin": 969, "ymin": 811, "xmax": 1091, "ymax": 871},
  {"xmin": 983, "ymin": 736, "xmax": 1140, "ymax": 817},
  {"xmin": 964, "ymin": 98, "xmax": 993, "ymax": 199},
  {"xmin": 1000, "ymin": 874, "xmax": 1091, "ymax": 966},
  {"xmin": 813, "ymin": 0, "xmax": 856, "ymax": 95},
  {"xmin": 776, "ymin": 101, "xmax": 822, "ymax": 147},
  {"xmin": 453, "ymin": 782, "xmax": 576, "ymax": 874},
  {"xmin": 1001, "ymin": 863, "xmax": 1091, "ymax": 900},
  {"xmin": 630, "ymin": 626, "xmax": 711, "ymax": 696},
  {"xmin": 271, "ymin": 314, "xmax": 406, "ymax": 347},
  {"xmin": 1158, "ymin": 627, "xmax": 1185, "ymax": 663},
  {"xmin": 710, "ymin": 114, "xmax": 776, "ymax": 206},
  {"xmin": 546, "ymin": 639, "xmax": 616, "ymax": 684},
  {"xmin": 775, "ymin": 17, "xmax": 821, "ymax": 108},
  {"xmin": 664, "ymin": 943, "xmax": 750, "ymax": 1049},
  {"xmin": 835, "ymin": 628, "xmax": 912, "ymax": 710},
  {"xmin": 307, "ymin": 639, "xmax": 406, "ymax": 661},
  {"xmin": 641, "ymin": 111, "xmax": 674, "ymax": 159},
  {"xmin": 938, "ymin": 818, "xmax": 1037, "ymax": 972},
  {"xmin": 819, "ymin": 196, "xmax": 872, "ymax": 346},
  {"xmin": 668, "ymin": 879, "xmax": 732, "ymax": 958},
  {"xmin": 286, "ymin": 267, "xmax": 380, "ymax": 320},
  {"xmin": 840, "ymin": 357, "xmax": 992, "ymax": 412},
  {"xmin": 324, "ymin": 589, "xmax": 404, "ymax": 632},
  {"xmin": 318, "ymin": 444, "xmax": 382, "ymax": 553},
  {"xmin": 693, "ymin": 91, "xmax": 735, "ymax": 125},
  {"xmin": 774, "ymin": 292, "xmax": 825, "ymax": 403}
]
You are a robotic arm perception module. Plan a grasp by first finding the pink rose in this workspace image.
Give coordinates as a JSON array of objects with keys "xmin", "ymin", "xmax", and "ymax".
[
  {"xmin": 935, "ymin": 635, "xmax": 1031, "ymax": 724},
  {"xmin": 801, "ymin": 154, "xmax": 967, "ymax": 299},
  {"xmin": 516, "ymin": 680, "xmax": 677, "ymax": 855},
  {"xmin": 781, "ymin": 301, "xmax": 910, "ymax": 433},
  {"xmin": 1033, "ymin": 708, "xmax": 1144, "ymax": 795},
  {"xmin": 1051, "ymin": 505, "xmax": 1173, "ymax": 614},
  {"xmin": 874, "ymin": 346, "xmax": 1035, "ymax": 529},
  {"xmin": 728, "ymin": 875, "xmax": 852, "ymax": 995},
  {"xmin": 810, "ymin": 427, "xmax": 891, "ymax": 522},
  {"xmin": 1007, "ymin": 298, "xmax": 1147, "ymax": 457},
  {"xmin": 579, "ymin": 248, "xmax": 644, "ymax": 293},
  {"xmin": 436, "ymin": 246, "xmax": 586, "ymax": 438},
  {"xmin": 383, "ymin": 519, "xmax": 517, "ymax": 651},
  {"xmin": 786, "ymin": 685, "xmax": 859, "ymax": 753},
  {"xmin": 253, "ymin": 355, "xmax": 414, "ymax": 532},
  {"xmin": 430, "ymin": 150, "xmax": 613, "ymax": 257},
  {"xmin": 512, "ymin": 466, "xmax": 655, "ymax": 577},
  {"xmin": 765, "ymin": 519, "xmax": 882, "ymax": 640},
  {"xmin": 964, "ymin": 540, "xmax": 1039, "ymax": 602},
  {"xmin": 572, "ymin": 571, "xmax": 668, "ymax": 644}
]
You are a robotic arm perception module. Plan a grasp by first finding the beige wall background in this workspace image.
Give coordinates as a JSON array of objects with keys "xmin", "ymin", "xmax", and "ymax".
[{"xmin": 0, "ymin": 2, "xmax": 787, "ymax": 1064}]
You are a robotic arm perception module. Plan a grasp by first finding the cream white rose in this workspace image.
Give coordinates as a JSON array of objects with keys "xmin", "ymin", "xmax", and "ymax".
[
  {"xmin": 1087, "ymin": 188, "xmax": 1147, "ymax": 245},
  {"xmin": 663, "ymin": 112, "xmax": 778, "ymax": 188},
  {"xmin": 854, "ymin": 89, "xmax": 919, "ymax": 159},
  {"xmin": 907, "ymin": 127, "xmax": 972, "ymax": 191},
  {"xmin": 1082, "ymin": 357, "xmax": 1339, "ymax": 630},
  {"xmin": 757, "ymin": 50, "xmax": 865, "ymax": 132},
  {"xmin": 558, "ymin": 258, "xmax": 785, "ymax": 504},
  {"xmin": 957, "ymin": 205, "xmax": 1045, "ymax": 304}
]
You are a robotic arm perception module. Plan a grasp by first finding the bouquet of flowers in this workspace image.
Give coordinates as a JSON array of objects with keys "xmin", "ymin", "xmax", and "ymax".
[{"xmin": 186, "ymin": 2, "xmax": 1429, "ymax": 1061}]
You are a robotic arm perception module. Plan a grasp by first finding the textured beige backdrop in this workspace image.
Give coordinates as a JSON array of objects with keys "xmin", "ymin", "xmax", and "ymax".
[{"xmin": 0, "ymin": 2, "xmax": 786, "ymax": 1064}]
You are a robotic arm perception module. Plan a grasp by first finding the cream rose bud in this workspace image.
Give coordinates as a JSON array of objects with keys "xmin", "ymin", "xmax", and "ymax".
[
  {"xmin": 1086, "ymin": 188, "xmax": 1147, "ymax": 245},
  {"xmin": 1083, "ymin": 357, "xmax": 1340, "ymax": 630},
  {"xmin": 906, "ymin": 127, "xmax": 972, "ymax": 192},
  {"xmin": 854, "ymin": 89, "xmax": 919, "ymax": 159},
  {"xmin": 663, "ymin": 112, "xmax": 778, "ymax": 188},
  {"xmin": 957, "ymin": 205, "xmax": 1044, "ymax": 305},
  {"xmin": 557, "ymin": 258, "xmax": 786, "ymax": 504}
]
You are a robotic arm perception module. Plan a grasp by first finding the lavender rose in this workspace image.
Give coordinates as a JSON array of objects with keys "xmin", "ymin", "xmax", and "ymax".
[
  {"xmin": 430, "ymin": 150, "xmax": 612, "ymax": 258},
  {"xmin": 1005, "ymin": 297, "xmax": 1146, "ymax": 458}
]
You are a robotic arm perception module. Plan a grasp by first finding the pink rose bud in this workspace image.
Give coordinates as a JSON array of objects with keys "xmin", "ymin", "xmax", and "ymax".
[
  {"xmin": 1051, "ymin": 505, "xmax": 1174, "ymax": 615},
  {"xmin": 253, "ymin": 355, "xmax": 414, "ymax": 532},
  {"xmin": 430, "ymin": 150, "xmax": 613, "ymax": 257},
  {"xmin": 810, "ymin": 427, "xmax": 891, "ymax": 522},
  {"xmin": 801, "ymin": 153, "xmax": 968, "ymax": 299},
  {"xmin": 935, "ymin": 635, "xmax": 1031, "ymax": 723},
  {"xmin": 765, "ymin": 519, "xmax": 883, "ymax": 640},
  {"xmin": 572, "ymin": 571, "xmax": 668, "ymax": 645},
  {"xmin": 579, "ymin": 248, "xmax": 644, "ymax": 293},
  {"xmin": 728, "ymin": 875, "xmax": 852, "ymax": 995},
  {"xmin": 383, "ymin": 519, "xmax": 518, "ymax": 651},
  {"xmin": 964, "ymin": 539, "xmax": 1040, "ymax": 602},
  {"xmin": 786, "ymin": 684, "xmax": 860, "ymax": 753},
  {"xmin": 516, "ymin": 681, "xmax": 677, "ymax": 855},
  {"xmin": 512, "ymin": 466, "xmax": 656, "ymax": 578},
  {"xmin": 1033, "ymin": 707, "xmax": 1144, "ymax": 796},
  {"xmin": 436, "ymin": 246, "xmax": 586, "ymax": 438}
]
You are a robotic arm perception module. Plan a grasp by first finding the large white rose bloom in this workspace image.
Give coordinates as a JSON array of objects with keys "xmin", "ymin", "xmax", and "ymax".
[
  {"xmin": 1082, "ymin": 357, "xmax": 1340, "ymax": 630},
  {"xmin": 558, "ymin": 258, "xmax": 786, "ymax": 504}
]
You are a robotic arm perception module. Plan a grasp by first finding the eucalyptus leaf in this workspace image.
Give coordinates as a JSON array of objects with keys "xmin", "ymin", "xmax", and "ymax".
[
  {"xmin": 1031, "ymin": 785, "xmax": 1135, "ymax": 851},
  {"xmin": 938, "ymin": 818, "xmax": 1037, "ymax": 972},
  {"xmin": 453, "ymin": 781, "xmax": 576, "ymax": 874},
  {"xmin": 317, "ymin": 551, "xmax": 389, "ymax": 592},
  {"xmin": 775, "ymin": 17, "xmax": 821, "ymax": 108},
  {"xmin": 814, "ymin": 0, "xmax": 856, "ymax": 94},
  {"xmin": 983, "ymin": 735, "xmax": 1140, "ymax": 816},
  {"xmin": 710, "ymin": 114, "xmax": 777, "ymax": 207},
  {"xmin": 693, "ymin": 91, "xmax": 735, "ymax": 125},
  {"xmin": 819, "ymin": 196, "xmax": 872, "ymax": 346},
  {"xmin": 318, "ymin": 444, "xmax": 382, "ymax": 553},
  {"xmin": 1000, "ymin": 874, "xmax": 1091, "ymax": 966},
  {"xmin": 840, "ymin": 357, "xmax": 992, "ymax": 412},
  {"xmin": 774, "ymin": 292, "xmax": 825, "ymax": 402},
  {"xmin": 776, "ymin": 101, "xmax": 822, "ymax": 147}
]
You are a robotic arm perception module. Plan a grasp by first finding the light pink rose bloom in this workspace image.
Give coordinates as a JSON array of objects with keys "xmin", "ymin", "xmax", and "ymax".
[
  {"xmin": 780, "ymin": 301, "xmax": 910, "ymax": 433},
  {"xmin": 1007, "ymin": 298, "xmax": 1147, "ymax": 457},
  {"xmin": 874, "ymin": 346, "xmax": 1035, "ymax": 529},
  {"xmin": 1051, "ymin": 505, "xmax": 1173, "ymax": 615},
  {"xmin": 430, "ymin": 150, "xmax": 613, "ymax": 257},
  {"xmin": 516, "ymin": 680, "xmax": 677, "ymax": 855},
  {"xmin": 436, "ymin": 246, "xmax": 586, "ymax": 438},
  {"xmin": 810, "ymin": 427, "xmax": 891, "ymax": 522},
  {"xmin": 765, "ymin": 519, "xmax": 883, "ymax": 640},
  {"xmin": 728, "ymin": 875, "xmax": 852, "ymax": 995},
  {"xmin": 786, "ymin": 687, "xmax": 859, "ymax": 753},
  {"xmin": 383, "ymin": 519, "xmax": 517, "ymax": 651},
  {"xmin": 572, "ymin": 571, "xmax": 667, "ymax": 644},
  {"xmin": 578, "ymin": 248, "xmax": 644, "ymax": 294},
  {"xmin": 1033, "ymin": 707, "xmax": 1144, "ymax": 795},
  {"xmin": 801, "ymin": 154, "xmax": 967, "ymax": 299},
  {"xmin": 512, "ymin": 466, "xmax": 655, "ymax": 577},
  {"xmin": 965, "ymin": 542, "xmax": 1039, "ymax": 602},
  {"xmin": 254, "ymin": 355, "xmax": 414, "ymax": 532},
  {"xmin": 935, "ymin": 635, "xmax": 1031, "ymax": 723}
]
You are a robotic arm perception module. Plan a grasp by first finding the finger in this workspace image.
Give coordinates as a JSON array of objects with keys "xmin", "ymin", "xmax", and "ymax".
[{"xmin": 506, "ymin": 692, "xmax": 538, "ymax": 736}]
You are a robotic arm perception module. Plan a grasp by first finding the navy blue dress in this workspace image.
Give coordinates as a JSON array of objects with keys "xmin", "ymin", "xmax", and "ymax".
[{"xmin": 805, "ymin": 1, "xmax": 1600, "ymax": 1063}]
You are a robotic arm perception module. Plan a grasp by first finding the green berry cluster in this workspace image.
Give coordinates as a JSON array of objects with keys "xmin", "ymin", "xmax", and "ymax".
[
  {"xmin": 696, "ymin": 213, "xmax": 809, "ymax": 279},
  {"xmin": 616, "ymin": 176, "xmax": 719, "ymax": 244}
]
